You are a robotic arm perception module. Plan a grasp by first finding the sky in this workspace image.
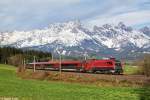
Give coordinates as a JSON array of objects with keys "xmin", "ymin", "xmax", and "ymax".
[{"xmin": 0, "ymin": 0, "xmax": 150, "ymax": 32}]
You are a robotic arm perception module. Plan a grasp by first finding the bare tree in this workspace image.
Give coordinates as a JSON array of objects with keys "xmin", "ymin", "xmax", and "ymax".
[{"xmin": 142, "ymin": 54, "xmax": 150, "ymax": 77}]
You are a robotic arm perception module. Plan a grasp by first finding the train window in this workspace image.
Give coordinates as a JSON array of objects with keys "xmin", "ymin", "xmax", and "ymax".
[{"xmin": 106, "ymin": 62, "xmax": 113, "ymax": 65}]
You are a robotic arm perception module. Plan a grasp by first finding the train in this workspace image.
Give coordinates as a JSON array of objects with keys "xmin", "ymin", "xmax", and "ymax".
[{"xmin": 26, "ymin": 58, "xmax": 123, "ymax": 74}]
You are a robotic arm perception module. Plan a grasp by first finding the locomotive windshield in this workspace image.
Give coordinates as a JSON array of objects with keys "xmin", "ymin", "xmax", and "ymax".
[{"xmin": 115, "ymin": 62, "xmax": 121, "ymax": 66}]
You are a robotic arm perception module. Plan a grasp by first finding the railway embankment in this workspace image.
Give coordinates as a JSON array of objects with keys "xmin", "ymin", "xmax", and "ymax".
[{"xmin": 18, "ymin": 69, "xmax": 150, "ymax": 87}]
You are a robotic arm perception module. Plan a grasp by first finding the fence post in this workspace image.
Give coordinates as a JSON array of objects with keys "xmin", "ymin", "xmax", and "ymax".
[
  {"xmin": 59, "ymin": 54, "xmax": 61, "ymax": 74},
  {"xmin": 33, "ymin": 56, "xmax": 36, "ymax": 72},
  {"xmin": 23, "ymin": 58, "xmax": 26, "ymax": 70}
]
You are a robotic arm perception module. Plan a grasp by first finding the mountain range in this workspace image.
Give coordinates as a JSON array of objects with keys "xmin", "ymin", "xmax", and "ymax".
[{"xmin": 0, "ymin": 20, "xmax": 150, "ymax": 59}]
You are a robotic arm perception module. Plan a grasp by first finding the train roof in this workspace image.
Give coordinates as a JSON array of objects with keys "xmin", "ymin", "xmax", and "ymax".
[{"xmin": 28, "ymin": 60, "xmax": 82, "ymax": 65}]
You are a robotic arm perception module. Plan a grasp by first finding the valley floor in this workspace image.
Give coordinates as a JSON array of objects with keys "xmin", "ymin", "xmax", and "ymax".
[{"xmin": 0, "ymin": 64, "xmax": 150, "ymax": 100}]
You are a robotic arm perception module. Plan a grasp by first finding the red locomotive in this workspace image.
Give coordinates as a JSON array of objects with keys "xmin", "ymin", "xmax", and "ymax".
[{"xmin": 27, "ymin": 58, "xmax": 123, "ymax": 74}]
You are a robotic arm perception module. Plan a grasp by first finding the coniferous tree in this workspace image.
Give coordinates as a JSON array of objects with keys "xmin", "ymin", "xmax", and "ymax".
[{"xmin": 0, "ymin": 47, "xmax": 52, "ymax": 66}]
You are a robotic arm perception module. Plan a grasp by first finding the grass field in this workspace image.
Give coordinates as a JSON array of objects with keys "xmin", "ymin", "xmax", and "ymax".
[{"xmin": 0, "ymin": 64, "xmax": 150, "ymax": 100}]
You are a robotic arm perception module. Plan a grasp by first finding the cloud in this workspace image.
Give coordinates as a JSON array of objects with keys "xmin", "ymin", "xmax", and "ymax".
[
  {"xmin": 0, "ymin": 0, "xmax": 150, "ymax": 31},
  {"xmin": 85, "ymin": 0, "xmax": 150, "ymax": 28},
  {"xmin": 87, "ymin": 10, "xmax": 150, "ymax": 27},
  {"xmin": 0, "ymin": 0, "xmax": 81, "ymax": 31}
]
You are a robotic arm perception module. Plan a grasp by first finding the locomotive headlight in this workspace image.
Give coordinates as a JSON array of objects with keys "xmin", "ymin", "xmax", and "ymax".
[{"xmin": 110, "ymin": 70, "xmax": 115, "ymax": 73}]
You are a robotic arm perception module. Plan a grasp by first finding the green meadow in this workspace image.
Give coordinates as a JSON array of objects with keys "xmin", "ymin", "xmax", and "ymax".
[{"xmin": 0, "ymin": 64, "xmax": 149, "ymax": 100}]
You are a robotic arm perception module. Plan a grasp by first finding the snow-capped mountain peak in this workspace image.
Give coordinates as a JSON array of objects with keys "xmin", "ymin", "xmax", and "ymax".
[
  {"xmin": 140, "ymin": 26, "xmax": 150, "ymax": 36},
  {"xmin": 0, "ymin": 21, "xmax": 150, "ymax": 58}
]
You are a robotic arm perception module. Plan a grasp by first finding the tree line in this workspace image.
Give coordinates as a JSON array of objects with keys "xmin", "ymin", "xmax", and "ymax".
[{"xmin": 0, "ymin": 47, "xmax": 52, "ymax": 66}]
